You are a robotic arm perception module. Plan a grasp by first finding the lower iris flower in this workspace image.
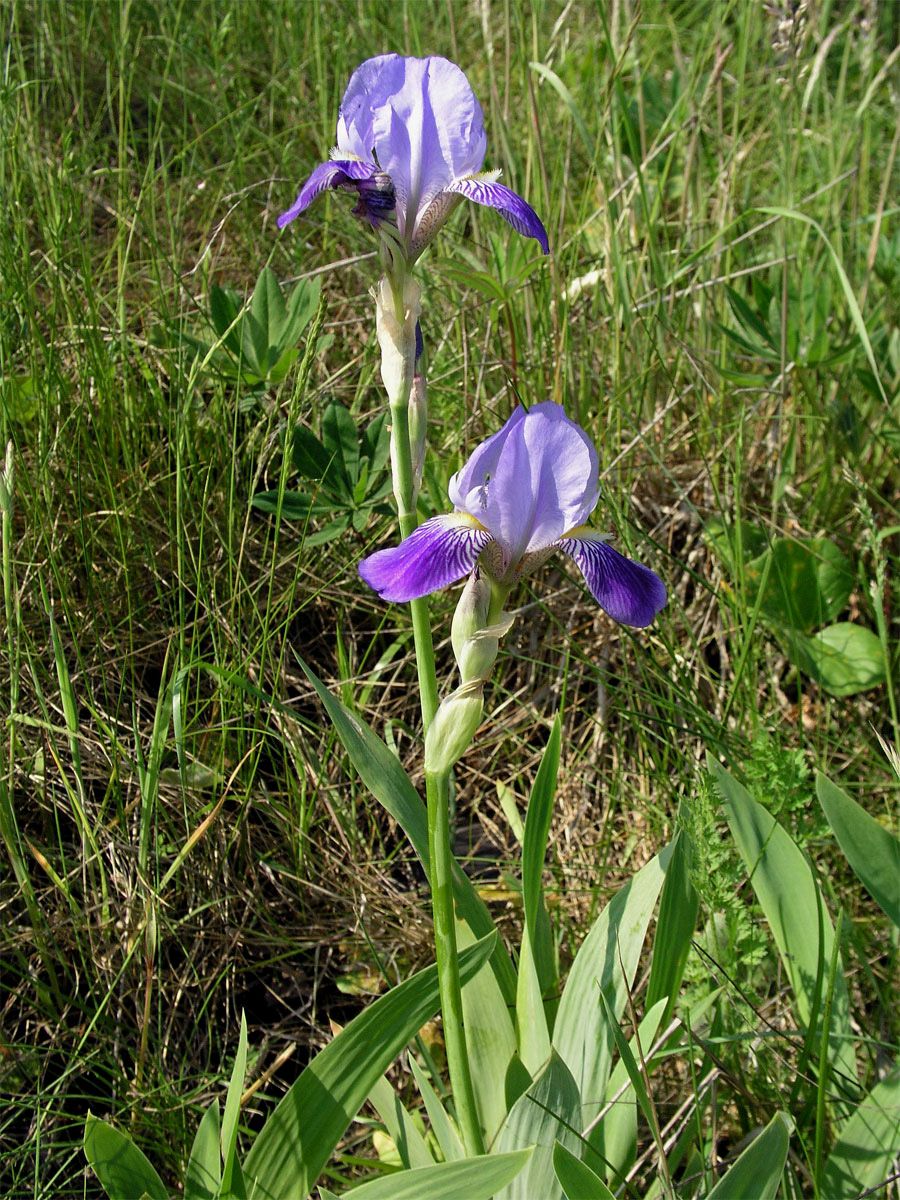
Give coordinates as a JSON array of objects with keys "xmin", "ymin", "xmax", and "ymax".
[
  {"xmin": 277, "ymin": 53, "xmax": 549, "ymax": 259},
  {"xmin": 359, "ymin": 402, "xmax": 667, "ymax": 628}
]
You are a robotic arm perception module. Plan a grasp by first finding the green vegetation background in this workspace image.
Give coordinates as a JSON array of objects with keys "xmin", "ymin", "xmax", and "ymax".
[{"xmin": 1, "ymin": 0, "xmax": 898, "ymax": 1195}]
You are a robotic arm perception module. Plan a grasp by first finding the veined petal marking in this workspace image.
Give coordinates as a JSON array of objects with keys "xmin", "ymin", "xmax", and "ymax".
[
  {"xmin": 359, "ymin": 514, "xmax": 491, "ymax": 603},
  {"xmin": 446, "ymin": 176, "xmax": 549, "ymax": 253},
  {"xmin": 558, "ymin": 530, "xmax": 667, "ymax": 628}
]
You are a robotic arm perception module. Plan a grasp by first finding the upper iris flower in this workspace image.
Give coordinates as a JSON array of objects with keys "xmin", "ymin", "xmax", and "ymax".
[
  {"xmin": 277, "ymin": 54, "xmax": 549, "ymax": 260},
  {"xmin": 359, "ymin": 402, "xmax": 667, "ymax": 628}
]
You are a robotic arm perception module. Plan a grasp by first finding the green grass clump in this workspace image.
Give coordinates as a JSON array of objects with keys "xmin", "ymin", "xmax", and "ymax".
[{"xmin": 1, "ymin": 0, "xmax": 898, "ymax": 1195}]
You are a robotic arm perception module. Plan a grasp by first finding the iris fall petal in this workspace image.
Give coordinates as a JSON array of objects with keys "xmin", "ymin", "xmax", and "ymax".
[
  {"xmin": 447, "ymin": 177, "xmax": 550, "ymax": 253},
  {"xmin": 359, "ymin": 514, "xmax": 491, "ymax": 602},
  {"xmin": 558, "ymin": 532, "xmax": 668, "ymax": 628}
]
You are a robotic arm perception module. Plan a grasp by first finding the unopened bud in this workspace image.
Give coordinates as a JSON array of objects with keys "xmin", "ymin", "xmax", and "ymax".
[
  {"xmin": 424, "ymin": 682, "xmax": 484, "ymax": 775},
  {"xmin": 451, "ymin": 572, "xmax": 515, "ymax": 685},
  {"xmin": 408, "ymin": 372, "xmax": 427, "ymax": 499}
]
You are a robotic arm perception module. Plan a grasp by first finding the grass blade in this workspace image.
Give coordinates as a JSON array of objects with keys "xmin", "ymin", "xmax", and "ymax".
[{"xmin": 646, "ymin": 829, "xmax": 698, "ymax": 1027}]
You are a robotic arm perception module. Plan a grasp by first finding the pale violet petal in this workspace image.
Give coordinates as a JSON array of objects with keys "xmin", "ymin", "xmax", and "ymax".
[
  {"xmin": 558, "ymin": 532, "xmax": 667, "ymax": 627},
  {"xmin": 447, "ymin": 176, "xmax": 549, "ymax": 253},
  {"xmin": 338, "ymin": 56, "xmax": 486, "ymax": 242},
  {"xmin": 359, "ymin": 514, "xmax": 491, "ymax": 602},
  {"xmin": 277, "ymin": 159, "xmax": 378, "ymax": 229},
  {"xmin": 449, "ymin": 402, "xmax": 599, "ymax": 566}
]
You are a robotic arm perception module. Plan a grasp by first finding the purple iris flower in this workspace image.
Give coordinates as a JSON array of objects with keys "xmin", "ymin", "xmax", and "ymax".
[
  {"xmin": 277, "ymin": 54, "xmax": 549, "ymax": 258},
  {"xmin": 359, "ymin": 403, "xmax": 667, "ymax": 628}
]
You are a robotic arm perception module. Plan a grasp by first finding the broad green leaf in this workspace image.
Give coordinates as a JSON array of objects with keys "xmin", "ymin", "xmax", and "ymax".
[
  {"xmin": 554, "ymin": 848, "xmax": 670, "ymax": 1129},
  {"xmin": 341, "ymin": 1149, "xmax": 532, "ymax": 1199},
  {"xmin": 209, "ymin": 285, "xmax": 243, "ymax": 351},
  {"xmin": 646, "ymin": 830, "xmax": 698, "ymax": 1027},
  {"xmin": 553, "ymin": 1142, "xmax": 616, "ymax": 1200},
  {"xmin": 496, "ymin": 1051, "xmax": 583, "ymax": 1200},
  {"xmin": 250, "ymin": 267, "xmax": 287, "ymax": 360},
  {"xmin": 184, "ymin": 1099, "xmax": 220, "ymax": 1200},
  {"xmin": 303, "ymin": 513, "xmax": 351, "ymax": 546},
  {"xmin": 367, "ymin": 1074, "xmax": 434, "ymax": 1171},
  {"xmin": 522, "ymin": 716, "xmax": 561, "ymax": 999},
  {"xmin": 243, "ymin": 935, "xmax": 495, "ymax": 1200},
  {"xmin": 516, "ymin": 931, "xmax": 551, "ymax": 1075},
  {"xmin": 220, "ymin": 1013, "xmax": 247, "ymax": 1197},
  {"xmin": 322, "ymin": 401, "xmax": 360, "ymax": 491},
  {"xmin": 361, "ymin": 410, "xmax": 391, "ymax": 474},
  {"xmin": 291, "ymin": 424, "xmax": 333, "ymax": 481},
  {"xmin": 265, "ymin": 345, "xmax": 299, "ymax": 383},
  {"xmin": 816, "ymin": 772, "xmax": 900, "ymax": 927},
  {"xmin": 457, "ymin": 919, "xmax": 517, "ymax": 1143},
  {"xmin": 821, "ymin": 1065, "xmax": 900, "ymax": 1198},
  {"xmin": 251, "ymin": 490, "xmax": 330, "ymax": 522},
  {"xmin": 709, "ymin": 759, "xmax": 858, "ymax": 1107},
  {"xmin": 408, "ymin": 1056, "xmax": 464, "ymax": 1162},
  {"xmin": 239, "ymin": 309, "xmax": 267, "ymax": 378},
  {"xmin": 703, "ymin": 517, "xmax": 768, "ymax": 570},
  {"xmin": 83, "ymin": 1113, "xmax": 169, "ymax": 1200},
  {"xmin": 796, "ymin": 623, "xmax": 886, "ymax": 696},
  {"xmin": 705, "ymin": 1111, "xmax": 791, "ymax": 1200},
  {"xmin": 280, "ymin": 275, "xmax": 321, "ymax": 351},
  {"xmin": 746, "ymin": 537, "xmax": 853, "ymax": 632},
  {"xmin": 300, "ymin": 660, "xmax": 516, "ymax": 1005},
  {"xmin": 518, "ymin": 718, "xmax": 561, "ymax": 1071}
]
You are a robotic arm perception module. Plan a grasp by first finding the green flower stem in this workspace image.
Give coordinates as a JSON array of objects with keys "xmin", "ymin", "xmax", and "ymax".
[
  {"xmin": 380, "ymin": 270, "xmax": 439, "ymax": 729},
  {"xmin": 386, "ymin": 385, "xmax": 438, "ymax": 728},
  {"xmin": 426, "ymin": 765, "xmax": 484, "ymax": 1157}
]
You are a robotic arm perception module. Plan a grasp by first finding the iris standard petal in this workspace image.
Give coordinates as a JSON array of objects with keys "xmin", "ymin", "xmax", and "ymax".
[
  {"xmin": 558, "ymin": 532, "xmax": 667, "ymax": 628},
  {"xmin": 447, "ymin": 177, "xmax": 549, "ymax": 253},
  {"xmin": 338, "ymin": 55, "xmax": 487, "ymax": 242},
  {"xmin": 449, "ymin": 402, "xmax": 599, "ymax": 566},
  {"xmin": 277, "ymin": 159, "xmax": 379, "ymax": 229},
  {"xmin": 359, "ymin": 514, "xmax": 491, "ymax": 602}
]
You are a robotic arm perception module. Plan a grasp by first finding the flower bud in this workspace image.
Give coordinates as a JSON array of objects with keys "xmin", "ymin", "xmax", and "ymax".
[
  {"xmin": 451, "ymin": 571, "xmax": 515, "ymax": 686},
  {"xmin": 424, "ymin": 681, "xmax": 484, "ymax": 775}
]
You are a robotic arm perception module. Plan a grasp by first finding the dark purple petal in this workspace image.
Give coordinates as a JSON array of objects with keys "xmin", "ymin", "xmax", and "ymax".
[
  {"xmin": 558, "ymin": 533, "xmax": 667, "ymax": 627},
  {"xmin": 359, "ymin": 514, "xmax": 491, "ymax": 602},
  {"xmin": 277, "ymin": 159, "xmax": 379, "ymax": 229},
  {"xmin": 447, "ymin": 177, "xmax": 549, "ymax": 253},
  {"xmin": 448, "ymin": 402, "xmax": 599, "ymax": 566}
]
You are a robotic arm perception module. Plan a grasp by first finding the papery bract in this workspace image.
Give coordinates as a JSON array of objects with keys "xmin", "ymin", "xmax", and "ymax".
[
  {"xmin": 359, "ymin": 402, "xmax": 667, "ymax": 628},
  {"xmin": 278, "ymin": 54, "xmax": 549, "ymax": 259}
]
